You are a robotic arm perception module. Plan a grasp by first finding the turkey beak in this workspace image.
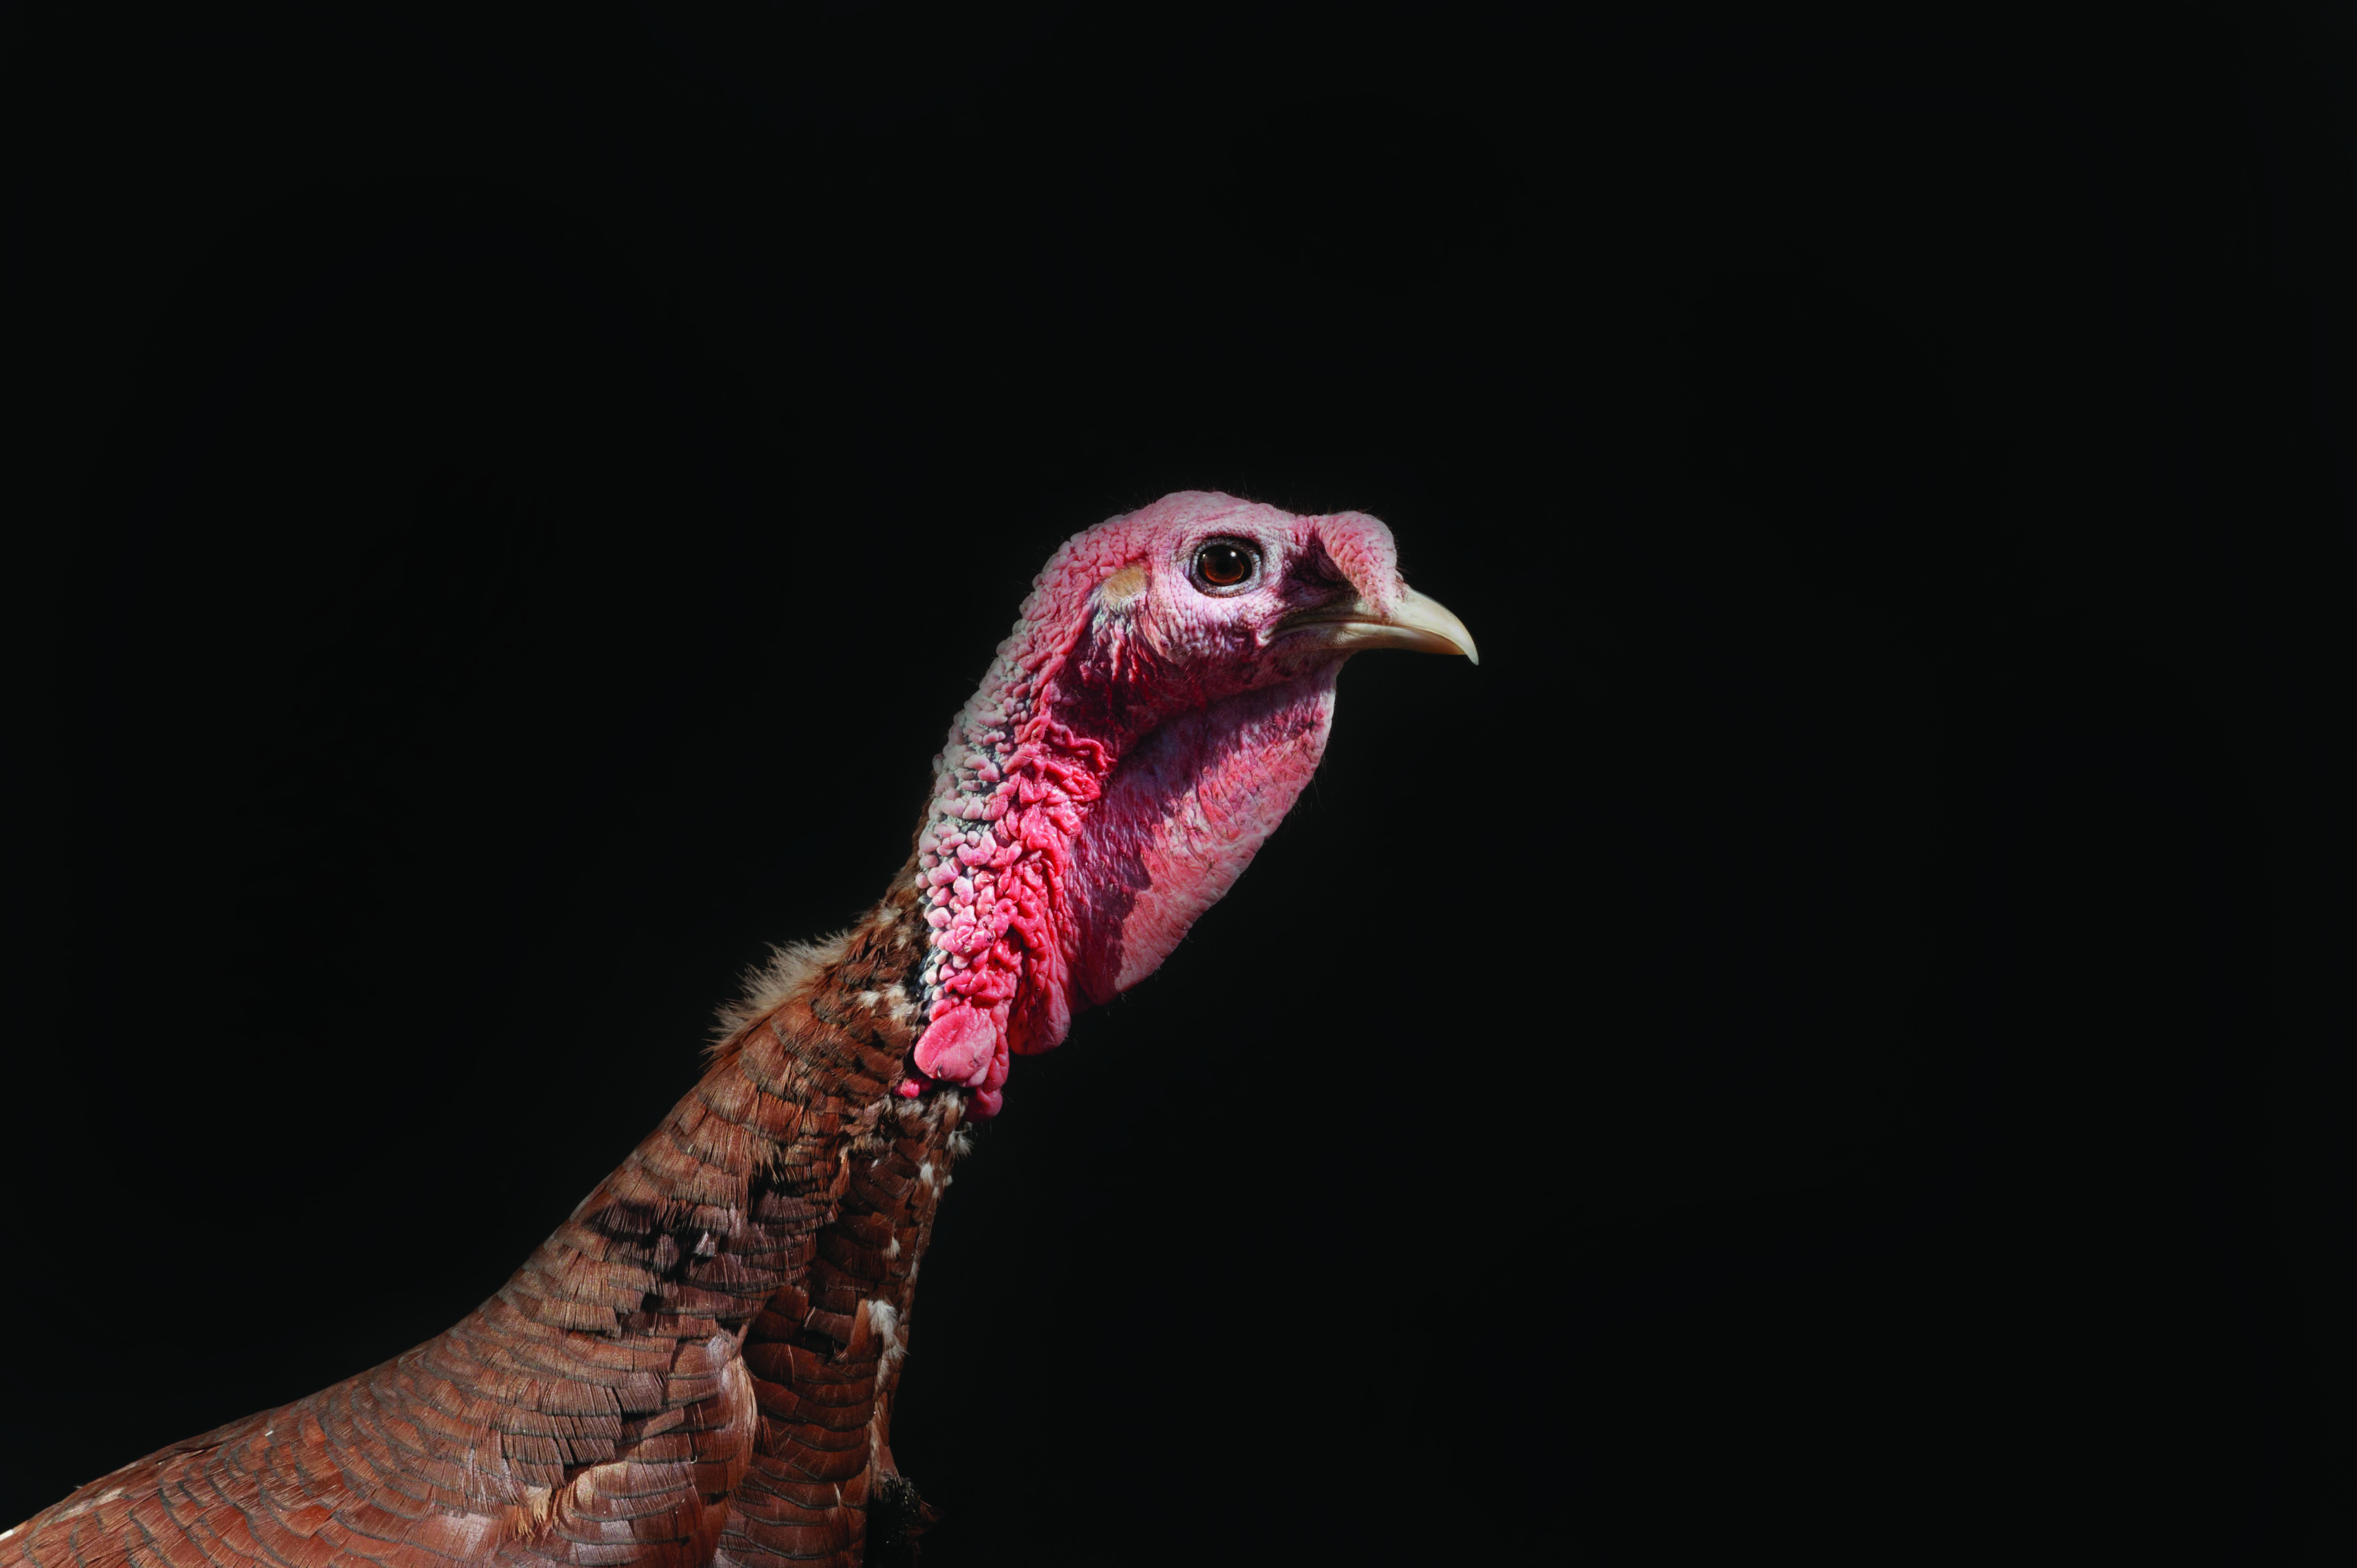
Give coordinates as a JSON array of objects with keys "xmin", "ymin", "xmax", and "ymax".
[{"xmin": 1274, "ymin": 584, "xmax": 1480, "ymax": 665}]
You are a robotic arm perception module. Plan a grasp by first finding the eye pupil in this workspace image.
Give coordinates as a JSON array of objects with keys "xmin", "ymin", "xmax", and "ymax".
[{"xmin": 1196, "ymin": 543, "xmax": 1252, "ymax": 587}]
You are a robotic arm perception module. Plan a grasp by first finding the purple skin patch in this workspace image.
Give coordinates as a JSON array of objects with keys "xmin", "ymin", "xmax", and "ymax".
[{"xmin": 901, "ymin": 491, "xmax": 1469, "ymax": 1116}]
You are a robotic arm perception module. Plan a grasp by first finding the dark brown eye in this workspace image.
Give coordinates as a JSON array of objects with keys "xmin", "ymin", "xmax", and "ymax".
[{"xmin": 1192, "ymin": 540, "xmax": 1257, "ymax": 591}]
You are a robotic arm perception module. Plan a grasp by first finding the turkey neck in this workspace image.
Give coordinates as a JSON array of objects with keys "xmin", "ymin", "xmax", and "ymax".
[{"xmin": 477, "ymin": 884, "xmax": 959, "ymax": 1442}]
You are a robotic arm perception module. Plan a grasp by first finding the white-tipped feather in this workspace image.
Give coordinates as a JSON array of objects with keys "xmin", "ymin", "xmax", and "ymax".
[{"xmin": 868, "ymin": 1299, "xmax": 907, "ymax": 1376}]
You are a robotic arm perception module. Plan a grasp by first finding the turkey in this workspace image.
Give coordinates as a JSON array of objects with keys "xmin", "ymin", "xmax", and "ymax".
[{"xmin": 3, "ymin": 491, "xmax": 1475, "ymax": 1568}]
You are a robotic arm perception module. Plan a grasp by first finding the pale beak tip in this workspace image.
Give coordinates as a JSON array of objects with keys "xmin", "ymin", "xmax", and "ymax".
[{"xmin": 1395, "ymin": 583, "xmax": 1479, "ymax": 668}]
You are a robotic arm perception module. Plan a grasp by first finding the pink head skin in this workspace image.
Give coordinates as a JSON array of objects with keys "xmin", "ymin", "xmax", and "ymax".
[{"xmin": 903, "ymin": 491, "xmax": 1476, "ymax": 1116}]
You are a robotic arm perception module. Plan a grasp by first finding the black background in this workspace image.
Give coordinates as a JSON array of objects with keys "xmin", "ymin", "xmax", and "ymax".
[{"xmin": 6, "ymin": 9, "xmax": 2347, "ymax": 1560}]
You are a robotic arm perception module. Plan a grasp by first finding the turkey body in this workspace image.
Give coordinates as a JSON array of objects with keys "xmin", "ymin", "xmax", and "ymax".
[
  {"xmin": 6, "ymin": 491, "xmax": 1475, "ymax": 1568},
  {"xmin": 5, "ymin": 889, "xmax": 949, "ymax": 1568}
]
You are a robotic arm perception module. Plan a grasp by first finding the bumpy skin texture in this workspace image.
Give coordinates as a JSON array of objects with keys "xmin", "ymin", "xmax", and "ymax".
[{"xmin": 6, "ymin": 492, "xmax": 1444, "ymax": 1568}]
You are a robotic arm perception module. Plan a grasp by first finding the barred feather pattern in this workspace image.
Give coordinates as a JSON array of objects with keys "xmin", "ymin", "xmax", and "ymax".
[{"xmin": 4, "ymin": 880, "xmax": 955, "ymax": 1568}]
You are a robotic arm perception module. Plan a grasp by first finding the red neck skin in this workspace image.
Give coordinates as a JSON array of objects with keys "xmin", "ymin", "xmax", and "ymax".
[{"xmin": 902, "ymin": 607, "xmax": 1345, "ymax": 1117}]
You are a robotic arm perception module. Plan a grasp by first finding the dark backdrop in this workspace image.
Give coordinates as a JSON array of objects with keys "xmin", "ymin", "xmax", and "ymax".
[{"xmin": 8, "ymin": 11, "xmax": 2347, "ymax": 1560}]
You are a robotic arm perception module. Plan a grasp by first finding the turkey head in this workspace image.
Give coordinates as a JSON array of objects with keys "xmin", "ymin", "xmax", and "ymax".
[{"xmin": 904, "ymin": 490, "xmax": 1477, "ymax": 1115}]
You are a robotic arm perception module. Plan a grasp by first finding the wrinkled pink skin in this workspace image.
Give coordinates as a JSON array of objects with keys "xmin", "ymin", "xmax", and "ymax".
[{"xmin": 905, "ymin": 492, "xmax": 1407, "ymax": 1116}]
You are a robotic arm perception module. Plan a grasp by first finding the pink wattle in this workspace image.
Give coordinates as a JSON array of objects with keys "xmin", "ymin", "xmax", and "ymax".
[
  {"xmin": 913, "ymin": 1007, "xmax": 999, "ymax": 1085},
  {"xmin": 1068, "ymin": 667, "xmax": 1340, "ymax": 1003}
]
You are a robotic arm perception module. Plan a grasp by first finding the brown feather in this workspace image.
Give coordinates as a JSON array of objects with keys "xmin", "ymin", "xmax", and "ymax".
[{"xmin": 6, "ymin": 886, "xmax": 949, "ymax": 1568}]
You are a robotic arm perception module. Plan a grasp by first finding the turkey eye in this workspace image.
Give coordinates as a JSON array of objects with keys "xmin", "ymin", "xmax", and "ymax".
[{"xmin": 1192, "ymin": 540, "xmax": 1257, "ymax": 591}]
